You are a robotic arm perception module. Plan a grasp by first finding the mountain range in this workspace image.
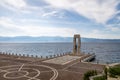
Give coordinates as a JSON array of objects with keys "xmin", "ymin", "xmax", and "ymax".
[{"xmin": 0, "ymin": 36, "xmax": 120, "ymax": 43}]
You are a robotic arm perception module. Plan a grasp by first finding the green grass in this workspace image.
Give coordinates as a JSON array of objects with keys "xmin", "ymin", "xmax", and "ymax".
[
  {"xmin": 108, "ymin": 65, "xmax": 120, "ymax": 78},
  {"xmin": 83, "ymin": 64, "xmax": 120, "ymax": 80},
  {"xmin": 83, "ymin": 70, "xmax": 97, "ymax": 80},
  {"xmin": 93, "ymin": 75, "xmax": 106, "ymax": 80}
]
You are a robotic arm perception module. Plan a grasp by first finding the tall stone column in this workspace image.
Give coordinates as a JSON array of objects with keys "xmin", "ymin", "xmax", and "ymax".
[
  {"xmin": 77, "ymin": 36, "xmax": 81, "ymax": 54},
  {"xmin": 73, "ymin": 34, "xmax": 81, "ymax": 55},
  {"xmin": 73, "ymin": 37, "xmax": 76, "ymax": 54}
]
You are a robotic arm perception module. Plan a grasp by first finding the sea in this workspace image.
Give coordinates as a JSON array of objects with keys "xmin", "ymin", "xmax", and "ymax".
[{"xmin": 0, "ymin": 42, "xmax": 120, "ymax": 64}]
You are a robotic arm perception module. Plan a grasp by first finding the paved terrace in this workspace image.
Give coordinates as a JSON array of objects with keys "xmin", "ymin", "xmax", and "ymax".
[
  {"xmin": 43, "ymin": 55, "xmax": 81, "ymax": 65},
  {"xmin": 0, "ymin": 54, "xmax": 105, "ymax": 80}
]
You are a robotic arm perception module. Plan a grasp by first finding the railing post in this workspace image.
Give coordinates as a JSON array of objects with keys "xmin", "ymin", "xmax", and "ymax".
[
  {"xmin": 40, "ymin": 56, "xmax": 43, "ymax": 59},
  {"xmin": 46, "ymin": 56, "xmax": 48, "ymax": 59}
]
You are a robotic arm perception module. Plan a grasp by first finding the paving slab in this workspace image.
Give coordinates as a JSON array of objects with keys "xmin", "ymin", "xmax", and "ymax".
[{"xmin": 43, "ymin": 55, "xmax": 81, "ymax": 65}]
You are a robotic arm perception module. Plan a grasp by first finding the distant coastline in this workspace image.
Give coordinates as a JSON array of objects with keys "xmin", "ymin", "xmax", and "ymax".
[{"xmin": 0, "ymin": 36, "xmax": 120, "ymax": 43}]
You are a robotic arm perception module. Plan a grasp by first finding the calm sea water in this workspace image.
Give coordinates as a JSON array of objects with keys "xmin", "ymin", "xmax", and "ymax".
[{"xmin": 0, "ymin": 43, "xmax": 120, "ymax": 64}]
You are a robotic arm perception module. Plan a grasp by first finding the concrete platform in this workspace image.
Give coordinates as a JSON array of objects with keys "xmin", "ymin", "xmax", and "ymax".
[
  {"xmin": 0, "ymin": 54, "xmax": 105, "ymax": 80},
  {"xmin": 43, "ymin": 55, "xmax": 81, "ymax": 65}
]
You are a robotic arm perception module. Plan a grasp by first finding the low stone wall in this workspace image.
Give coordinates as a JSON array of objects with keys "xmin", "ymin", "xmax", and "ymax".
[
  {"xmin": 0, "ymin": 51, "xmax": 71, "ymax": 60},
  {"xmin": 81, "ymin": 53, "xmax": 96, "ymax": 62},
  {"xmin": 90, "ymin": 74, "xmax": 105, "ymax": 80}
]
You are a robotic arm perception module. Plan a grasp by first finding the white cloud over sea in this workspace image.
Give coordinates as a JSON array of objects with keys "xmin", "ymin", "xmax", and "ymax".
[
  {"xmin": 0, "ymin": 0, "xmax": 120, "ymax": 39},
  {"xmin": 45, "ymin": 0, "xmax": 119, "ymax": 24},
  {"xmin": 0, "ymin": 17, "xmax": 76, "ymax": 37}
]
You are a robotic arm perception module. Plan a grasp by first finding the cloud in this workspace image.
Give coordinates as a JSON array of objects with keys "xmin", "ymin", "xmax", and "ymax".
[
  {"xmin": 0, "ymin": 17, "xmax": 120, "ymax": 39},
  {"xmin": 0, "ymin": 0, "xmax": 64, "ymax": 18},
  {"xmin": 0, "ymin": 17, "xmax": 77, "ymax": 37},
  {"xmin": 0, "ymin": 17, "xmax": 18, "ymax": 28},
  {"xmin": 0, "ymin": 0, "xmax": 120, "ymax": 39},
  {"xmin": 20, "ymin": 26, "xmax": 76, "ymax": 37},
  {"xmin": 44, "ymin": 0, "xmax": 119, "ymax": 24},
  {"xmin": 82, "ymin": 29, "xmax": 120, "ymax": 39},
  {"xmin": 0, "ymin": 0, "xmax": 40, "ymax": 13},
  {"xmin": 117, "ymin": 16, "xmax": 120, "ymax": 20},
  {"xmin": 1, "ymin": 0, "xmax": 27, "ymax": 9},
  {"xmin": 0, "ymin": 0, "xmax": 119, "ymax": 23},
  {"xmin": 0, "ymin": 0, "xmax": 25, "ymax": 12},
  {"xmin": 83, "ymin": 29, "xmax": 102, "ymax": 38},
  {"xmin": 106, "ymin": 24, "xmax": 120, "ymax": 32},
  {"xmin": 0, "ymin": 17, "xmax": 26, "ymax": 36},
  {"xmin": 42, "ymin": 10, "xmax": 60, "ymax": 17}
]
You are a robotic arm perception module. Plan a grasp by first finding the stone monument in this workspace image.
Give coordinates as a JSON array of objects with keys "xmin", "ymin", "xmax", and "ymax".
[{"xmin": 73, "ymin": 34, "xmax": 81, "ymax": 55}]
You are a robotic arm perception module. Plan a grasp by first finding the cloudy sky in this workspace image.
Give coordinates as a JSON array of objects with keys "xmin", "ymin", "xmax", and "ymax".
[{"xmin": 0, "ymin": 0, "xmax": 120, "ymax": 39}]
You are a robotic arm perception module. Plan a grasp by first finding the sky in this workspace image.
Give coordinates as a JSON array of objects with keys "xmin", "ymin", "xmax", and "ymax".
[{"xmin": 0, "ymin": 0, "xmax": 120, "ymax": 39}]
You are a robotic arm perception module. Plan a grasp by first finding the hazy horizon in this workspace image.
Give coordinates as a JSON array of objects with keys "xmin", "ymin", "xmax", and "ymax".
[
  {"xmin": 0, "ymin": 36, "xmax": 120, "ymax": 43},
  {"xmin": 1, "ymin": 36, "xmax": 120, "ymax": 40}
]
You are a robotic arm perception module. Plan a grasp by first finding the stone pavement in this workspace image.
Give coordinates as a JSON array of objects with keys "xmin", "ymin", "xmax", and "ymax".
[
  {"xmin": 108, "ymin": 77, "xmax": 120, "ymax": 80},
  {"xmin": 43, "ymin": 55, "xmax": 81, "ymax": 65}
]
